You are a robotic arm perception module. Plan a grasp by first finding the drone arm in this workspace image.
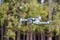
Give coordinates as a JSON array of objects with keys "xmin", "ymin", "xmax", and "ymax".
[
  {"xmin": 33, "ymin": 21, "xmax": 50, "ymax": 24},
  {"xmin": 33, "ymin": 20, "xmax": 54, "ymax": 25},
  {"xmin": 39, "ymin": 22, "xmax": 49, "ymax": 24},
  {"xmin": 20, "ymin": 18, "xmax": 28, "ymax": 21}
]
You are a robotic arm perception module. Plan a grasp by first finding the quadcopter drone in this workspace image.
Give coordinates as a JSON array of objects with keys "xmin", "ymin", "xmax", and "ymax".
[{"xmin": 20, "ymin": 16, "xmax": 53, "ymax": 25}]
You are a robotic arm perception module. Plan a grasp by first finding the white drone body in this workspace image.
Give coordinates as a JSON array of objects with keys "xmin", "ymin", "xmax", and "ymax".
[{"xmin": 20, "ymin": 16, "xmax": 53, "ymax": 25}]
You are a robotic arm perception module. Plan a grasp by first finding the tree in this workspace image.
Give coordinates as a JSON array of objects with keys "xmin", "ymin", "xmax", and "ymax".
[{"xmin": 0, "ymin": 0, "xmax": 60, "ymax": 40}]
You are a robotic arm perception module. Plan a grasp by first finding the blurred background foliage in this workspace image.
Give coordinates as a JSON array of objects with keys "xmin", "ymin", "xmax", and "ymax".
[{"xmin": 0, "ymin": 0, "xmax": 60, "ymax": 39}]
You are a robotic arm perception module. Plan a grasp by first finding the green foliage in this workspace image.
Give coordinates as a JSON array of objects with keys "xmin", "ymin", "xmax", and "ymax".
[
  {"xmin": 6, "ymin": 29, "xmax": 15, "ymax": 40},
  {"xmin": 0, "ymin": 0, "xmax": 60, "ymax": 39},
  {"xmin": 0, "ymin": 3, "xmax": 8, "ymax": 25}
]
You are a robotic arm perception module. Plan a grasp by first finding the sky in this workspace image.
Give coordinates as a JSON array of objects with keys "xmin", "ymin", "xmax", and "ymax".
[{"xmin": 0, "ymin": 0, "xmax": 3, "ymax": 5}]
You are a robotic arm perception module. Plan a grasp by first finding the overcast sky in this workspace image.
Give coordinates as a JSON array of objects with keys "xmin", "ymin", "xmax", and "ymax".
[
  {"xmin": 0, "ymin": 0, "xmax": 3, "ymax": 5},
  {"xmin": 0, "ymin": 0, "xmax": 1, "ymax": 3}
]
